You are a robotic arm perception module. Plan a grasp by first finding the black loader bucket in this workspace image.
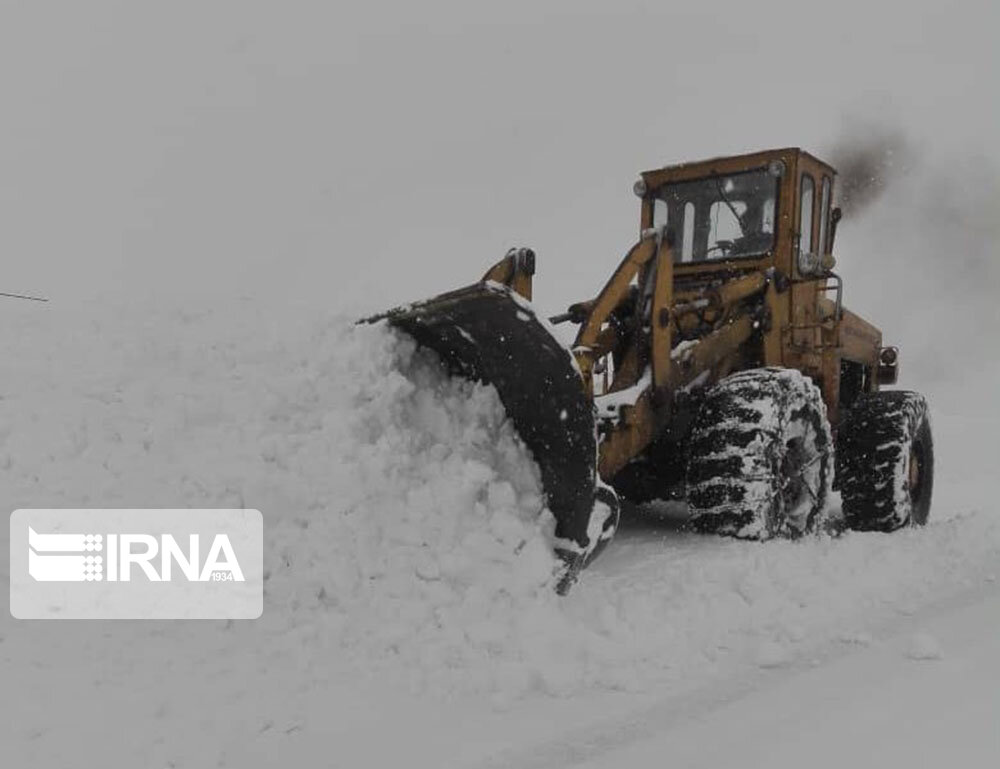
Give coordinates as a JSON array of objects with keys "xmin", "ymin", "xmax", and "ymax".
[{"xmin": 363, "ymin": 281, "xmax": 615, "ymax": 589}]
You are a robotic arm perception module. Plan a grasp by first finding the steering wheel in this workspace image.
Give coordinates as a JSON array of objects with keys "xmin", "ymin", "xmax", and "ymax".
[{"xmin": 706, "ymin": 239, "xmax": 734, "ymax": 256}]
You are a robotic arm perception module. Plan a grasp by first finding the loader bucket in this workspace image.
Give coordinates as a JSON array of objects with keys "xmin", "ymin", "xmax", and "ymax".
[{"xmin": 364, "ymin": 282, "xmax": 608, "ymax": 576}]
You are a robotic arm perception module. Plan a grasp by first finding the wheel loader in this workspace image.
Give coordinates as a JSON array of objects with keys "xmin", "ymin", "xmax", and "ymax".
[{"xmin": 367, "ymin": 148, "xmax": 934, "ymax": 591}]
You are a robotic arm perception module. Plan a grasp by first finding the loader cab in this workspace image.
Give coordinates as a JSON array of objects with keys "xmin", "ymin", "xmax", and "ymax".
[
  {"xmin": 635, "ymin": 148, "xmax": 850, "ymax": 422},
  {"xmin": 637, "ymin": 148, "xmax": 839, "ymax": 280}
]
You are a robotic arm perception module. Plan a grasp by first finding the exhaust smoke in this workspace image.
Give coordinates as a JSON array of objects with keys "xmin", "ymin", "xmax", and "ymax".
[{"xmin": 828, "ymin": 122, "xmax": 916, "ymax": 216}]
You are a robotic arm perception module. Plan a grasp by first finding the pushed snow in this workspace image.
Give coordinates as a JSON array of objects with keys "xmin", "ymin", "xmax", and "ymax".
[{"xmin": 1, "ymin": 301, "xmax": 574, "ymax": 692}]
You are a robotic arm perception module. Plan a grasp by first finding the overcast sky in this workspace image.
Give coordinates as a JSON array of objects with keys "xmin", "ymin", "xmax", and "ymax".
[{"xmin": 1, "ymin": 0, "xmax": 997, "ymax": 315}]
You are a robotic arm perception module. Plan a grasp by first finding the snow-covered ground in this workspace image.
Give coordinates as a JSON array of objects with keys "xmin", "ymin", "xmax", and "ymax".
[
  {"xmin": 554, "ymin": 583, "xmax": 1000, "ymax": 769},
  {"xmin": 2, "ymin": 300, "xmax": 997, "ymax": 767}
]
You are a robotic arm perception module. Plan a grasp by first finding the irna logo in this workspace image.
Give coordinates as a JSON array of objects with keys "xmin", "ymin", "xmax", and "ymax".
[
  {"xmin": 11, "ymin": 509, "xmax": 263, "ymax": 619},
  {"xmin": 27, "ymin": 527, "xmax": 245, "ymax": 583}
]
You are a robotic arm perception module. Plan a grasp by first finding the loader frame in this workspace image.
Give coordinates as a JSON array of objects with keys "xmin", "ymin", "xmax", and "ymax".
[{"xmin": 488, "ymin": 148, "xmax": 888, "ymax": 487}]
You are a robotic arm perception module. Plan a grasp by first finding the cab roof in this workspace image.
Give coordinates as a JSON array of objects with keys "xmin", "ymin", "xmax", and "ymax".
[{"xmin": 639, "ymin": 147, "xmax": 836, "ymax": 190}]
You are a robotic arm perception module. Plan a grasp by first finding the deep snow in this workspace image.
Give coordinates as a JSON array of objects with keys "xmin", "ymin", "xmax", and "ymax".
[{"xmin": 2, "ymin": 299, "xmax": 998, "ymax": 767}]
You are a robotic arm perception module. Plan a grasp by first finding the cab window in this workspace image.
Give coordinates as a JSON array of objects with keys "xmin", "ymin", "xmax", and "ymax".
[
  {"xmin": 653, "ymin": 168, "xmax": 779, "ymax": 262},
  {"xmin": 681, "ymin": 202, "xmax": 695, "ymax": 262},
  {"xmin": 800, "ymin": 174, "xmax": 815, "ymax": 254},
  {"xmin": 653, "ymin": 198, "xmax": 667, "ymax": 229},
  {"xmin": 818, "ymin": 176, "xmax": 831, "ymax": 254}
]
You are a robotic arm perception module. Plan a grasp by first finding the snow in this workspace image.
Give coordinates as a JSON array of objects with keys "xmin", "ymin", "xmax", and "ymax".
[
  {"xmin": 2, "ymin": 298, "xmax": 998, "ymax": 767},
  {"xmin": 671, "ymin": 338, "xmax": 700, "ymax": 362},
  {"xmin": 569, "ymin": 584, "xmax": 1000, "ymax": 769},
  {"xmin": 594, "ymin": 367, "xmax": 651, "ymax": 417}
]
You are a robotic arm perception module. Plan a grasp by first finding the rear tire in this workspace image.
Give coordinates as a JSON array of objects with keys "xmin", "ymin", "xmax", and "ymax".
[
  {"xmin": 836, "ymin": 391, "xmax": 933, "ymax": 531},
  {"xmin": 686, "ymin": 368, "xmax": 833, "ymax": 539}
]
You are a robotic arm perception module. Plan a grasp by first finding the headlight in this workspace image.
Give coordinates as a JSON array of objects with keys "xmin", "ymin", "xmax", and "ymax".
[
  {"xmin": 797, "ymin": 249, "xmax": 822, "ymax": 275},
  {"xmin": 768, "ymin": 159, "xmax": 786, "ymax": 178},
  {"xmin": 880, "ymin": 347, "xmax": 898, "ymax": 366},
  {"xmin": 633, "ymin": 178, "xmax": 647, "ymax": 197},
  {"xmin": 878, "ymin": 346, "xmax": 899, "ymax": 384}
]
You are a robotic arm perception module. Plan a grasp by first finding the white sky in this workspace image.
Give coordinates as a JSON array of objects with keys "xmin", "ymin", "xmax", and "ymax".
[{"xmin": 1, "ymin": 0, "xmax": 997, "ymax": 315}]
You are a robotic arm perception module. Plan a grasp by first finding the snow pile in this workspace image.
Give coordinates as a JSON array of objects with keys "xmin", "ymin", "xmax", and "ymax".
[
  {"xmin": 258, "ymin": 322, "xmax": 574, "ymax": 694},
  {"xmin": 0, "ymin": 300, "xmax": 585, "ymax": 694}
]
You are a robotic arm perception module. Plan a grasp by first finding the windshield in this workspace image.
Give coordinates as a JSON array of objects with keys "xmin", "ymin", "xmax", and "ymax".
[{"xmin": 651, "ymin": 168, "xmax": 779, "ymax": 263}]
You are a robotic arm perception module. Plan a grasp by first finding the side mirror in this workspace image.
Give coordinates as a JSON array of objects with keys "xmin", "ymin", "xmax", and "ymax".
[{"xmin": 828, "ymin": 206, "xmax": 843, "ymax": 252}]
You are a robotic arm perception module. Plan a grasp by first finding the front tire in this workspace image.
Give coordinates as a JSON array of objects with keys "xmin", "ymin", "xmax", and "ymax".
[
  {"xmin": 836, "ymin": 391, "xmax": 933, "ymax": 531},
  {"xmin": 686, "ymin": 368, "xmax": 834, "ymax": 539}
]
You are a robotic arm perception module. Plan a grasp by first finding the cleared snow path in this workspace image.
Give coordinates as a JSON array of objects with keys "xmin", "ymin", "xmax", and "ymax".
[
  {"xmin": 569, "ymin": 583, "xmax": 1000, "ymax": 769},
  {"xmin": 1, "ymin": 301, "xmax": 997, "ymax": 768}
]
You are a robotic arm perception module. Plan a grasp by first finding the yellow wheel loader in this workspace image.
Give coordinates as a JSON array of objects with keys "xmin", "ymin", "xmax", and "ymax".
[{"xmin": 366, "ymin": 148, "xmax": 934, "ymax": 590}]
